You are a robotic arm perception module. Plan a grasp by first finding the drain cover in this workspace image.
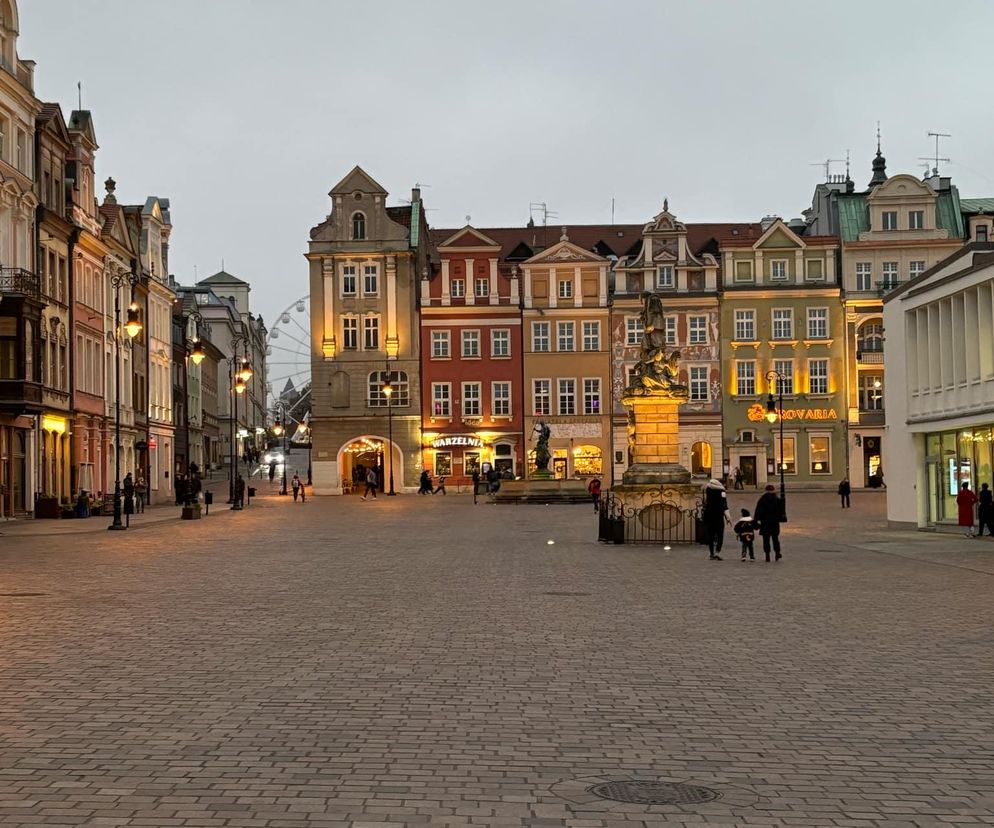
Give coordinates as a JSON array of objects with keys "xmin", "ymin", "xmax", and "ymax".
[{"xmin": 588, "ymin": 780, "xmax": 720, "ymax": 805}]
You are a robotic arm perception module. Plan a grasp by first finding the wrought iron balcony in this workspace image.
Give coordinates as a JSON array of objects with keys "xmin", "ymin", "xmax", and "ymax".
[{"xmin": 0, "ymin": 267, "xmax": 41, "ymax": 299}]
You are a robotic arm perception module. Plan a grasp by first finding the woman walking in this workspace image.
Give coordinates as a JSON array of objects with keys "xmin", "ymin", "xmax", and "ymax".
[
  {"xmin": 754, "ymin": 484, "xmax": 783, "ymax": 562},
  {"xmin": 702, "ymin": 478, "xmax": 731, "ymax": 561},
  {"xmin": 957, "ymin": 481, "xmax": 978, "ymax": 537}
]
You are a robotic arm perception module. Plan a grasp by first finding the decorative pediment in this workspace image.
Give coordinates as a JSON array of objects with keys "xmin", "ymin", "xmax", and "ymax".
[
  {"xmin": 651, "ymin": 247, "xmax": 678, "ymax": 263},
  {"xmin": 867, "ymin": 173, "xmax": 935, "ymax": 203},
  {"xmin": 525, "ymin": 238, "xmax": 606, "ymax": 265},
  {"xmin": 648, "ymin": 199, "xmax": 687, "ymax": 234},
  {"xmin": 754, "ymin": 219, "xmax": 805, "ymax": 250},
  {"xmin": 437, "ymin": 225, "xmax": 500, "ymax": 250},
  {"xmin": 329, "ymin": 165, "xmax": 387, "ymax": 197}
]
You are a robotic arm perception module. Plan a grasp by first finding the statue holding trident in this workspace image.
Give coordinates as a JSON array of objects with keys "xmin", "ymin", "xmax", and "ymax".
[
  {"xmin": 531, "ymin": 420, "xmax": 552, "ymax": 474},
  {"xmin": 625, "ymin": 292, "xmax": 689, "ymax": 400}
]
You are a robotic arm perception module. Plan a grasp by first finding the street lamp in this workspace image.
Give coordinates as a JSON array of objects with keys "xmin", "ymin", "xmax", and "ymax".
[
  {"xmin": 382, "ymin": 367, "xmax": 396, "ymax": 496},
  {"xmin": 227, "ymin": 334, "xmax": 252, "ymax": 506},
  {"xmin": 765, "ymin": 369, "xmax": 788, "ymax": 523},
  {"xmin": 109, "ymin": 270, "xmax": 142, "ymax": 531},
  {"xmin": 273, "ymin": 400, "xmax": 288, "ymax": 495},
  {"xmin": 184, "ymin": 310, "xmax": 205, "ymax": 479}
]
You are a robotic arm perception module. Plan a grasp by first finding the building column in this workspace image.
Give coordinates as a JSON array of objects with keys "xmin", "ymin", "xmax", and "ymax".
[
  {"xmin": 385, "ymin": 255, "xmax": 399, "ymax": 358},
  {"xmin": 465, "ymin": 258, "xmax": 475, "ymax": 306},
  {"xmin": 441, "ymin": 259, "xmax": 451, "ymax": 305},
  {"xmin": 321, "ymin": 257, "xmax": 335, "ymax": 359},
  {"xmin": 489, "ymin": 258, "xmax": 498, "ymax": 305}
]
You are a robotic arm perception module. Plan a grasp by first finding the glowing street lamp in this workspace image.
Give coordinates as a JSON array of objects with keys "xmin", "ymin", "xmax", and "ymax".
[
  {"xmin": 382, "ymin": 368, "xmax": 396, "ymax": 496},
  {"xmin": 765, "ymin": 370, "xmax": 788, "ymax": 522}
]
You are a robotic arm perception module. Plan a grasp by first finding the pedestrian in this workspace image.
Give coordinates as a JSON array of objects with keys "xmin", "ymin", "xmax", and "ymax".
[
  {"xmin": 838, "ymin": 477, "xmax": 851, "ymax": 508},
  {"xmin": 299, "ymin": 474, "xmax": 306, "ymax": 503},
  {"xmin": 702, "ymin": 478, "xmax": 732, "ymax": 560},
  {"xmin": 957, "ymin": 481, "xmax": 978, "ymax": 537},
  {"xmin": 420, "ymin": 469, "xmax": 433, "ymax": 496},
  {"xmin": 733, "ymin": 466, "xmax": 743, "ymax": 490},
  {"xmin": 361, "ymin": 466, "xmax": 378, "ymax": 500},
  {"xmin": 233, "ymin": 474, "xmax": 246, "ymax": 510},
  {"xmin": 433, "ymin": 474, "xmax": 447, "ymax": 495},
  {"xmin": 123, "ymin": 472, "xmax": 134, "ymax": 502},
  {"xmin": 291, "ymin": 473, "xmax": 300, "ymax": 501},
  {"xmin": 734, "ymin": 508, "xmax": 756, "ymax": 561},
  {"xmin": 977, "ymin": 482, "xmax": 994, "ymax": 537},
  {"xmin": 269, "ymin": 461, "xmax": 276, "ymax": 485},
  {"xmin": 754, "ymin": 484, "xmax": 783, "ymax": 562},
  {"xmin": 587, "ymin": 476, "xmax": 602, "ymax": 512},
  {"xmin": 471, "ymin": 468, "xmax": 480, "ymax": 504},
  {"xmin": 135, "ymin": 476, "xmax": 147, "ymax": 512}
]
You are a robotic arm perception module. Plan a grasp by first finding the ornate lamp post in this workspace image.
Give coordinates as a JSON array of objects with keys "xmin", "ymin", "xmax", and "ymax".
[
  {"xmin": 382, "ymin": 367, "xmax": 396, "ymax": 496},
  {"xmin": 108, "ymin": 271, "xmax": 143, "ymax": 530},
  {"xmin": 185, "ymin": 311, "xmax": 205, "ymax": 478},
  {"xmin": 227, "ymin": 334, "xmax": 252, "ymax": 504},
  {"xmin": 272, "ymin": 400, "xmax": 288, "ymax": 496},
  {"xmin": 765, "ymin": 369, "xmax": 788, "ymax": 523}
]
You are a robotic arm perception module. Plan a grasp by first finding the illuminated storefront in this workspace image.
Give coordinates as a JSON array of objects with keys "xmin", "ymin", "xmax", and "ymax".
[{"xmin": 421, "ymin": 434, "xmax": 519, "ymax": 483}]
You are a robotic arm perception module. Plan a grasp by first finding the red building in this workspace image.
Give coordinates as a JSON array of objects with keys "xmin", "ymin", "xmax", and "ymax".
[{"xmin": 420, "ymin": 226, "xmax": 524, "ymax": 487}]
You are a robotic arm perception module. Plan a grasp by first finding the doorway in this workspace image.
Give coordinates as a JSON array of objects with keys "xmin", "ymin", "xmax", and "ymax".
[
  {"xmin": 553, "ymin": 456, "xmax": 568, "ymax": 479},
  {"xmin": 739, "ymin": 455, "xmax": 756, "ymax": 487}
]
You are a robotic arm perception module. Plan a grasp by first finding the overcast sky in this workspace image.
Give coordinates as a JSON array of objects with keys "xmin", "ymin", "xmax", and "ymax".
[{"xmin": 21, "ymin": 0, "xmax": 994, "ymax": 329}]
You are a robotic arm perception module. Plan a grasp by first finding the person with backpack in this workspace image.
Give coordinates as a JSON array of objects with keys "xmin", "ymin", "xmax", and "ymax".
[
  {"xmin": 587, "ymin": 477, "xmax": 602, "ymax": 512},
  {"xmin": 291, "ymin": 473, "xmax": 301, "ymax": 501},
  {"xmin": 702, "ymin": 478, "xmax": 732, "ymax": 560},
  {"xmin": 361, "ymin": 466, "xmax": 378, "ymax": 500},
  {"xmin": 733, "ymin": 508, "xmax": 756, "ymax": 561},
  {"xmin": 754, "ymin": 484, "xmax": 783, "ymax": 562}
]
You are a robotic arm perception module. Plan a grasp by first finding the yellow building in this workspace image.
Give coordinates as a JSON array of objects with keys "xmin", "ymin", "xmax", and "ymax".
[{"xmin": 522, "ymin": 229, "xmax": 611, "ymax": 479}]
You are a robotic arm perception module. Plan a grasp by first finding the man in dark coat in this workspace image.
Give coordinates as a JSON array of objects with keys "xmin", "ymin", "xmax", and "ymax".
[
  {"xmin": 754, "ymin": 484, "xmax": 783, "ymax": 562},
  {"xmin": 838, "ymin": 478, "xmax": 851, "ymax": 508},
  {"xmin": 977, "ymin": 482, "xmax": 994, "ymax": 537},
  {"xmin": 702, "ymin": 478, "xmax": 731, "ymax": 560}
]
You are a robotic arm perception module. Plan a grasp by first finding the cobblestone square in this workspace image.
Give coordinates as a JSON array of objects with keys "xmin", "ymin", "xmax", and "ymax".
[{"xmin": 0, "ymin": 492, "xmax": 992, "ymax": 827}]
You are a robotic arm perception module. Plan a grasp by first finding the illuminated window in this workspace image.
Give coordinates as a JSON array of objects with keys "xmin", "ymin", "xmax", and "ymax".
[
  {"xmin": 810, "ymin": 435, "xmax": 831, "ymax": 474},
  {"xmin": 776, "ymin": 436, "xmax": 796, "ymax": 474},
  {"xmin": 435, "ymin": 452, "xmax": 452, "ymax": 477},
  {"xmin": 691, "ymin": 441, "xmax": 712, "ymax": 476},
  {"xmin": 573, "ymin": 445, "xmax": 602, "ymax": 475}
]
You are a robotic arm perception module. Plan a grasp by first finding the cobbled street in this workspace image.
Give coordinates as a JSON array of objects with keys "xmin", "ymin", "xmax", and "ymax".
[{"xmin": 0, "ymin": 491, "xmax": 992, "ymax": 828}]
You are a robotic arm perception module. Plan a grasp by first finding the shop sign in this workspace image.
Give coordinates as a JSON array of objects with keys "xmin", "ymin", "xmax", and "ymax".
[
  {"xmin": 148, "ymin": 436, "xmax": 158, "ymax": 449},
  {"xmin": 431, "ymin": 435, "xmax": 482, "ymax": 449},
  {"xmin": 747, "ymin": 404, "xmax": 839, "ymax": 423}
]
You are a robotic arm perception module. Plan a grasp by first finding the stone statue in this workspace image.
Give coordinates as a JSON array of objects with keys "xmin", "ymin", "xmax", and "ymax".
[
  {"xmin": 625, "ymin": 293, "xmax": 689, "ymax": 399},
  {"xmin": 532, "ymin": 420, "xmax": 552, "ymax": 473}
]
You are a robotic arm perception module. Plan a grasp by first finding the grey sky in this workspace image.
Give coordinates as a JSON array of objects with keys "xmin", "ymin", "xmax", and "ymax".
[{"xmin": 21, "ymin": 0, "xmax": 994, "ymax": 326}]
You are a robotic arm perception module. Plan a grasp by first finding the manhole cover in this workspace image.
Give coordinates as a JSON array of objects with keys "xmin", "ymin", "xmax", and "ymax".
[{"xmin": 588, "ymin": 780, "xmax": 720, "ymax": 805}]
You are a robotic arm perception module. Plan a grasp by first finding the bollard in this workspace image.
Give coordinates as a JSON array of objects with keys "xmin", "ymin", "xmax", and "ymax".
[{"xmin": 204, "ymin": 491, "xmax": 213, "ymax": 515}]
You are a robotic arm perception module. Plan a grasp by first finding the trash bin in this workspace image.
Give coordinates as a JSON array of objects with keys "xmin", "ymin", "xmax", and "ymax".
[
  {"xmin": 248, "ymin": 487, "xmax": 257, "ymax": 498},
  {"xmin": 611, "ymin": 516, "xmax": 625, "ymax": 545},
  {"xmin": 204, "ymin": 490, "xmax": 213, "ymax": 514}
]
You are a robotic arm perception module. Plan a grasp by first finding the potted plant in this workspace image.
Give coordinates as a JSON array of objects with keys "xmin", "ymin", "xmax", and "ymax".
[{"xmin": 181, "ymin": 497, "xmax": 202, "ymax": 520}]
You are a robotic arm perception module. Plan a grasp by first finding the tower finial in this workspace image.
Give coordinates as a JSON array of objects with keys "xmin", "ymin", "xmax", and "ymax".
[
  {"xmin": 560, "ymin": 225, "xmax": 568, "ymax": 242},
  {"xmin": 663, "ymin": 197, "xmax": 669, "ymax": 212},
  {"xmin": 876, "ymin": 121, "xmax": 881, "ymax": 154}
]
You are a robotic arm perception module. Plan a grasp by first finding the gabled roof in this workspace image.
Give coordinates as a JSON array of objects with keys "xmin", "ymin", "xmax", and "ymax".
[
  {"xmin": 38, "ymin": 103, "xmax": 71, "ymax": 148},
  {"xmin": 329, "ymin": 165, "xmax": 387, "ymax": 197},
  {"xmin": 524, "ymin": 236, "xmax": 608, "ymax": 265},
  {"xmin": 200, "ymin": 270, "xmax": 248, "ymax": 286}
]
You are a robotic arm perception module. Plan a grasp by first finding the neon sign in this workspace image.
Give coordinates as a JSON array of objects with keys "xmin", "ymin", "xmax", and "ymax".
[
  {"xmin": 431, "ymin": 436, "xmax": 483, "ymax": 449},
  {"xmin": 747, "ymin": 403, "xmax": 839, "ymax": 422}
]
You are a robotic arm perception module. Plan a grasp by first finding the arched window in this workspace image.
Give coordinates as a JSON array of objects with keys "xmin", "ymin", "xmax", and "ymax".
[
  {"xmin": 857, "ymin": 321, "xmax": 883, "ymax": 353},
  {"xmin": 368, "ymin": 370, "xmax": 409, "ymax": 407},
  {"xmin": 351, "ymin": 212, "xmax": 366, "ymax": 240},
  {"xmin": 691, "ymin": 441, "xmax": 712, "ymax": 476}
]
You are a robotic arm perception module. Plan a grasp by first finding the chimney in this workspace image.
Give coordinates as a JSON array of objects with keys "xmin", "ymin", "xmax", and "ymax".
[
  {"xmin": 411, "ymin": 186, "xmax": 421, "ymax": 203},
  {"xmin": 760, "ymin": 214, "xmax": 780, "ymax": 231}
]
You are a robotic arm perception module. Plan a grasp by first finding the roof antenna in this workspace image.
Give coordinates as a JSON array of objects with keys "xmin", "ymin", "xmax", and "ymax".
[
  {"xmin": 77, "ymin": 81, "xmax": 82, "ymax": 111},
  {"xmin": 810, "ymin": 158, "xmax": 844, "ymax": 180},
  {"xmin": 919, "ymin": 131, "xmax": 951, "ymax": 177},
  {"xmin": 845, "ymin": 149, "xmax": 851, "ymax": 179},
  {"xmin": 876, "ymin": 121, "xmax": 881, "ymax": 154}
]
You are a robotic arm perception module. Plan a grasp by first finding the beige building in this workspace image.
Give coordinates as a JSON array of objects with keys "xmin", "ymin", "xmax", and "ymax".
[
  {"xmin": 522, "ymin": 229, "xmax": 611, "ymax": 479},
  {"xmin": 804, "ymin": 149, "xmax": 965, "ymax": 485},
  {"xmin": 307, "ymin": 167, "xmax": 431, "ymax": 494}
]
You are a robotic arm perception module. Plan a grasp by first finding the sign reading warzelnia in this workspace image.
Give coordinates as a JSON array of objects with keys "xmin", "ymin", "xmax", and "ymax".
[
  {"xmin": 431, "ymin": 436, "xmax": 483, "ymax": 448},
  {"xmin": 747, "ymin": 404, "xmax": 839, "ymax": 422}
]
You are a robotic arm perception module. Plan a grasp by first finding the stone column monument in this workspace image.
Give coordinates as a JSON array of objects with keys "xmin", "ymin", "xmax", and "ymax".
[{"xmin": 614, "ymin": 293, "xmax": 701, "ymax": 515}]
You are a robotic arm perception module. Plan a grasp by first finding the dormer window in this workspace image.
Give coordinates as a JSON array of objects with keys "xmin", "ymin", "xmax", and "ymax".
[
  {"xmin": 882, "ymin": 211, "xmax": 898, "ymax": 231},
  {"xmin": 655, "ymin": 265, "xmax": 674, "ymax": 289},
  {"xmin": 908, "ymin": 210, "xmax": 924, "ymax": 230},
  {"xmin": 978, "ymin": 225, "xmax": 989, "ymax": 243},
  {"xmin": 351, "ymin": 212, "xmax": 366, "ymax": 240}
]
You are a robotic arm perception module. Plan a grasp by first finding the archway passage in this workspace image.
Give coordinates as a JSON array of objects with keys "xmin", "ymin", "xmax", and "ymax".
[{"xmin": 336, "ymin": 435, "xmax": 403, "ymax": 494}]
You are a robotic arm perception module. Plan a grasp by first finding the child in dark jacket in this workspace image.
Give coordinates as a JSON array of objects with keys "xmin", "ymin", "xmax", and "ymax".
[{"xmin": 734, "ymin": 508, "xmax": 756, "ymax": 561}]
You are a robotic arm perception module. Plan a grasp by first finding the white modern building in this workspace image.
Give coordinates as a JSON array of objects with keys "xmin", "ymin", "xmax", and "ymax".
[{"xmin": 883, "ymin": 242, "xmax": 994, "ymax": 528}]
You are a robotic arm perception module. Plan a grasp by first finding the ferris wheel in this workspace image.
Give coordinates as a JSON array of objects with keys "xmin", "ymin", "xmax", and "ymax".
[{"xmin": 266, "ymin": 295, "xmax": 311, "ymax": 426}]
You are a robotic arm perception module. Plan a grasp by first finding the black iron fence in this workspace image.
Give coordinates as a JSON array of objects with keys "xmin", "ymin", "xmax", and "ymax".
[{"xmin": 598, "ymin": 489, "xmax": 703, "ymax": 545}]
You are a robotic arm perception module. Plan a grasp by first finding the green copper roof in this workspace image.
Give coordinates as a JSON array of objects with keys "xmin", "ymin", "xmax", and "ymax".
[
  {"xmin": 937, "ymin": 187, "xmax": 964, "ymax": 238},
  {"xmin": 837, "ymin": 194, "xmax": 868, "ymax": 242},
  {"xmin": 409, "ymin": 201, "xmax": 420, "ymax": 248},
  {"xmin": 961, "ymin": 197, "xmax": 994, "ymax": 214}
]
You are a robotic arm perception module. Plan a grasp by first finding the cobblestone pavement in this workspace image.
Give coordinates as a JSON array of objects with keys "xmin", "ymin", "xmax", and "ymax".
[{"xmin": 0, "ymin": 492, "xmax": 992, "ymax": 827}]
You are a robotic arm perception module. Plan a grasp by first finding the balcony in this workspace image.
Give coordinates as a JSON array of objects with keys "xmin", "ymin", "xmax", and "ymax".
[
  {"xmin": 0, "ymin": 267, "xmax": 41, "ymax": 299},
  {"xmin": 856, "ymin": 349, "xmax": 884, "ymax": 365},
  {"xmin": 876, "ymin": 280, "xmax": 903, "ymax": 297}
]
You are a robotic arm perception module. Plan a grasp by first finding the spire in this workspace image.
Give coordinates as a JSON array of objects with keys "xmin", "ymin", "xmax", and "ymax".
[{"xmin": 870, "ymin": 122, "xmax": 887, "ymax": 186}]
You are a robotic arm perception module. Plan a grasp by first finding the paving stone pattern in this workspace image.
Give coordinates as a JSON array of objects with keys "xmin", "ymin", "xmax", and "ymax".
[{"xmin": 0, "ymin": 492, "xmax": 992, "ymax": 827}]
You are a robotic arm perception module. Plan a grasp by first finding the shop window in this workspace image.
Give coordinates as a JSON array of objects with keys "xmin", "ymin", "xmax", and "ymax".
[
  {"xmin": 435, "ymin": 451, "xmax": 452, "ymax": 477},
  {"xmin": 776, "ymin": 436, "xmax": 796, "ymax": 474},
  {"xmin": 494, "ymin": 443, "xmax": 514, "ymax": 475},
  {"xmin": 691, "ymin": 441, "xmax": 712, "ymax": 476},
  {"xmin": 573, "ymin": 445, "xmax": 602, "ymax": 476},
  {"xmin": 464, "ymin": 452, "xmax": 480, "ymax": 475},
  {"xmin": 810, "ymin": 435, "xmax": 831, "ymax": 474}
]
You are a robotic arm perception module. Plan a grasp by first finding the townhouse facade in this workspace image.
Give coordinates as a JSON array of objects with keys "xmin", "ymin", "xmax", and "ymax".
[
  {"xmin": 720, "ymin": 220, "xmax": 846, "ymax": 488},
  {"xmin": 307, "ymin": 167, "xmax": 431, "ymax": 495},
  {"xmin": 420, "ymin": 226, "xmax": 524, "ymax": 485}
]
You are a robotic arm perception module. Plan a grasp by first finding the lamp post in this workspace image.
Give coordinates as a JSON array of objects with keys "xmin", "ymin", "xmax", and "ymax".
[
  {"xmin": 185, "ymin": 311, "xmax": 205, "ymax": 478},
  {"xmin": 108, "ymin": 270, "xmax": 142, "ymax": 530},
  {"xmin": 273, "ymin": 400, "xmax": 288, "ymax": 495},
  {"xmin": 382, "ymin": 367, "xmax": 396, "ymax": 496},
  {"xmin": 765, "ymin": 370, "xmax": 788, "ymax": 523},
  {"xmin": 227, "ymin": 334, "xmax": 252, "ymax": 505}
]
